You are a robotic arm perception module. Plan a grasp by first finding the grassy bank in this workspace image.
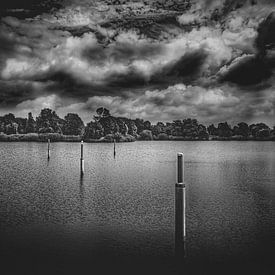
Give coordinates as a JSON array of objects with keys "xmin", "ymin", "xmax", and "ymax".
[
  {"xmin": 0, "ymin": 133, "xmax": 274, "ymax": 142},
  {"xmin": 0, "ymin": 133, "xmax": 82, "ymax": 142},
  {"xmin": 0, "ymin": 133, "xmax": 136, "ymax": 142}
]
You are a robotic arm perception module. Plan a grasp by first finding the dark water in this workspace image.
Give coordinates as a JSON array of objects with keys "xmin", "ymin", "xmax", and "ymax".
[{"xmin": 0, "ymin": 141, "xmax": 274, "ymax": 274}]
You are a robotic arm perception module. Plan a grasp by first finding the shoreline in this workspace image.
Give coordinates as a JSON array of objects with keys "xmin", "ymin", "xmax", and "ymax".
[{"xmin": 0, "ymin": 133, "xmax": 274, "ymax": 142}]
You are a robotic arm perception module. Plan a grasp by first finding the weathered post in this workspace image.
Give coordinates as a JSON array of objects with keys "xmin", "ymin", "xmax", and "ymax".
[
  {"xmin": 175, "ymin": 153, "xmax": 186, "ymax": 260},
  {"xmin": 47, "ymin": 139, "xmax": 50, "ymax": 160},
  {"xmin": 113, "ymin": 138, "xmax": 116, "ymax": 158},
  {"xmin": 80, "ymin": 141, "xmax": 84, "ymax": 177}
]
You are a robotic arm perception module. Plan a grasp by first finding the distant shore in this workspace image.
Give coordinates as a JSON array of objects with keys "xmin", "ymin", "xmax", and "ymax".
[
  {"xmin": 0, "ymin": 133, "xmax": 274, "ymax": 142},
  {"xmin": 1, "ymin": 108, "xmax": 275, "ymax": 143}
]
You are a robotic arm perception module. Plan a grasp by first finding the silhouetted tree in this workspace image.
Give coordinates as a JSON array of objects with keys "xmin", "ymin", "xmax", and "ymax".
[
  {"xmin": 198, "ymin": 124, "xmax": 209, "ymax": 140},
  {"xmin": 139, "ymin": 130, "xmax": 153, "ymax": 140},
  {"xmin": 36, "ymin": 108, "xmax": 64, "ymax": 134},
  {"xmin": 15, "ymin": 117, "xmax": 27, "ymax": 134},
  {"xmin": 0, "ymin": 114, "xmax": 18, "ymax": 135},
  {"xmin": 234, "ymin": 122, "xmax": 250, "ymax": 137},
  {"xmin": 249, "ymin": 123, "xmax": 270, "ymax": 138},
  {"xmin": 217, "ymin": 122, "xmax": 233, "ymax": 137},
  {"xmin": 171, "ymin": 120, "xmax": 182, "ymax": 136},
  {"xmin": 25, "ymin": 112, "xmax": 36, "ymax": 133},
  {"xmin": 124, "ymin": 119, "xmax": 137, "ymax": 136},
  {"xmin": 207, "ymin": 124, "xmax": 218, "ymax": 136},
  {"xmin": 116, "ymin": 118, "xmax": 129, "ymax": 135},
  {"xmin": 99, "ymin": 116, "xmax": 120, "ymax": 135},
  {"xmin": 94, "ymin": 107, "xmax": 110, "ymax": 121},
  {"xmin": 63, "ymin": 113, "xmax": 84, "ymax": 136},
  {"xmin": 144, "ymin": 120, "xmax": 151, "ymax": 130},
  {"xmin": 165, "ymin": 122, "xmax": 173, "ymax": 136},
  {"xmin": 152, "ymin": 122, "xmax": 166, "ymax": 136},
  {"xmin": 134, "ymin": 118, "xmax": 145, "ymax": 133},
  {"xmin": 84, "ymin": 121, "xmax": 104, "ymax": 139},
  {"xmin": 0, "ymin": 107, "xmax": 273, "ymax": 142}
]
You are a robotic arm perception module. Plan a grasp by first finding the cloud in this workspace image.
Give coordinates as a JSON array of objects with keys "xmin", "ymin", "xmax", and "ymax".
[
  {"xmin": 219, "ymin": 54, "xmax": 275, "ymax": 86},
  {"xmin": 0, "ymin": 25, "xmax": 235, "ymax": 100},
  {"xmin": 0, "ymin": 0, "xmax": 274, "ymax": 125},
  {"xmin": 0, "ymin": 80, "xmax": 38, "ymax": 106},
  {"xmin": 255, "ymin": 11, "xmax": 275, "ymax": 56},
  {"xmin": 0, "ymin": 0, "xmax": 63, "ymax": 19},
  {"xmin": 23, "ymin": 84, "xmax": 241, "ymax": 124},
  {"xmin": 15, "ymin": 94, "xmax": 63, "ymax": 117},
  {"xmin": 177, "ymin": 13, "xmax": 201, "ymax": 25},
  {"xmin": 47, "ymin": 83, "xmax": 275, "ymax": 125},
  {"xmin": 219, "ymin": 11, "xmax": 275, "ymax": 87}
]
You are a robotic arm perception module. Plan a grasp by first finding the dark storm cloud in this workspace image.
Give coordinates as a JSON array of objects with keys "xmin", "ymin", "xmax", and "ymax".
[
  {"xmin": 84, "ymin": 44, "xmax": 206, "ymax": 89},
  {"xmin": 164, "ymin": 50, "xmax": 207, "ymax": 80},
  {"xmin": 0, "ymin": 80, "xmax": 36, "ymax": 105},
  {"xmin": 221, "ymin": 55, "xmax": 275, "ymax": 86},
  {"xmin": 33, "ymin": 50, "xmax": 207, "ymax": 97},
  {"xmin": 49, "ymin": 48, "xmax": 207, "ymax": 93},
  {"xmin": 44, "ymin": 71, "xmax": 121, "ymax": 99},
  {"xmin": 255, "ymin": 11, "xmax": 275, "ymax": 56},
  {"xmin": 109, "ymin": 49, "xmax": 208, "ymax": 89},
  {"xmin": 220, "ymin": 12, "xmax": 275, "ymax": 87},
  {"xmin": 0, "ymin": 32, "xmax": 16, "ymax": 59},
  {"xmin": 104, "ymin": 69, "xmax": 148, "ymax": 89},
  {"xmin": 0, "ymin": 0, "xmax": 63, "ymax": 19},
  {"xmin": 3, "ymin": 32, "xmax": 206, "ymax": 100},
  {"xmin": 83, "ymin": 40, "xmax": 164, "ymax": 65}
]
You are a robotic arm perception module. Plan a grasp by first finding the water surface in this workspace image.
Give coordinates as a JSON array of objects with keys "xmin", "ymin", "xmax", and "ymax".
[{"xmin": 0, "ymin": 141, "xmax": 274, "ymax": 274}]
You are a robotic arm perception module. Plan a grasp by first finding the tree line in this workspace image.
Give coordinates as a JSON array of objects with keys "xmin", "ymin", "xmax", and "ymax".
[{"xmin": 0, "ymin": 107, "xmax": 274, "ymax": 141}]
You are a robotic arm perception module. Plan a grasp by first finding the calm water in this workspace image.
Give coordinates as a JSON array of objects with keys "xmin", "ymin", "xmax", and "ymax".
[{"xmin": 0, "ymin": 141, "xmax": 274, "ymax": 274}]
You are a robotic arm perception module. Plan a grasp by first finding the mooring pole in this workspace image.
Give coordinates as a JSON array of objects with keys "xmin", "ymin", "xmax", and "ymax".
[
  {"xmin": 80, "ymin": 141, "xmax": 84, "ymax": 177},
  {"xmin": 175, "ymin": 153, "xmax": 186, "ymax": 260},
  {"xmin": 47, "ymin": 139, "xmax": 50, "ymax": 160},
  {"xmin": 113, "ymin": 138, "xmax": 116, "ymax": 157}
]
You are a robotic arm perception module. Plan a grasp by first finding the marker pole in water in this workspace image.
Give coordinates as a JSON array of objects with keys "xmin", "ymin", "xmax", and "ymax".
[
  {"xmin": 175, "ymin": 153, "xmax": 186, "ymax": 259},
  {"xmin": 80, "ymin": 141, "xmax": 84, "ymax": 177},
  {"xmin": 113, "ymin": 138, "xmax": 116, "ymax": 157},
  {"xmin": 47, "ymin": 139, "xmax": 50, "ymax": 160}
]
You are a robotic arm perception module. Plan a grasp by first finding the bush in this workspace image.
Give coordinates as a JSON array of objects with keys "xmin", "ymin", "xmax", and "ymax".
[
  {"xmin": 119, "ymin": 134, "xmax": 135, "ymax": 142},
  {"xmin": 62, "ymin": 135, "xmax": 82, "ymax": 142},
  {"xmin": 139, "ymin": 130, "xmax": 153, "ymax": 140},
  {"xmin": 158, "ymin": 133, "xmax": 169, "ymax": 140},
  {"xmin": 101, "ymin": 134, "xmax": 114, "ymax": 142},
  {"xmin": 0, "ymin": 133, "xmax": 8, "ymax": 141},
  {"xmin": 38, "ymin": 133, "xmax": 63, "ymax": 142}
]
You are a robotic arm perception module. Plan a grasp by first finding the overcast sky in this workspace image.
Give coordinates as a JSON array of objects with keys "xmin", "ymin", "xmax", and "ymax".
[{"xmin": 0, "ymin": 0, "xmax": 274, "ymax": 125}]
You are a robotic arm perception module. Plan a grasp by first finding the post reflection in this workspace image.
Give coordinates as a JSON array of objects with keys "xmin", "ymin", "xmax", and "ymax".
[
  {"xmin": 175, "ymin": 185, "xmax": 186, "ymax": 261},
  {"xmin": 79, "ymin": 176, "xmax": 85, "ymax": 221}
]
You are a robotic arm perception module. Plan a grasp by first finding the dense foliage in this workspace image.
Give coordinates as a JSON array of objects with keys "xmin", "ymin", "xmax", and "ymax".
[{"xmin": 0, "ymin": 107, "xmax": 274, "ymax": 141}]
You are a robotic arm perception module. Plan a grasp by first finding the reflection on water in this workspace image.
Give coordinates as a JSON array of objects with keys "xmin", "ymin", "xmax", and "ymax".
[
  {"xmin": 0, "ymin": 141, "xmax": 274, "ymax": 274},
  {"xmin": 175, "ymin": 186, "xmax": 186, "ymax": 260}
]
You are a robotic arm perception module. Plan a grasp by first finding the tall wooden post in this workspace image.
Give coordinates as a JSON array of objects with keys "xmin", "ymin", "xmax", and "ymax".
[
  {"xmin": 175, "ymin": 153, "xmax": 186, "ymax": 259},
  {"xmin": 80, "ymin": 141, "xmax": 84, "ymax": 177},
  {"xmin": 47, "ymin": 139, "xmax": 50, "ymax": 160},
  {"xmin": 113, "ymin": 138, "xmax": 116, "ymax": 158}
]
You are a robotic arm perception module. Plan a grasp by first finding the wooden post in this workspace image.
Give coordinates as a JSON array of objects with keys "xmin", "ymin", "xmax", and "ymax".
[
  {"xmin": 175, "ymin": 153, "xmax": 186, "ymax": 259},
  {"xmin": 113, "ymin": 138, "xmax": 116, "ymax": 157},
  {"xmin": 80, "ymin": 141, "xmax": 84, "ymax": 177},
  {"xmin": 47, "ymin": 139, "xmax": 50, "ymax": 160}
]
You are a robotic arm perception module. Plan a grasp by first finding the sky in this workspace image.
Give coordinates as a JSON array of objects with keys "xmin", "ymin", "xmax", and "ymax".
[{"xmin": 0, "ymin": 0, "xmax": 274, "ymax": 125}]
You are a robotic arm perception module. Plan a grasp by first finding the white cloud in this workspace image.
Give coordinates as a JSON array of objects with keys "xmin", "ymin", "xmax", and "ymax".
[
  {"xmin": 50, "ymin": 84, "xmax": 242, "ymax": 124},
  {"xmin": 177, "ymin": 13, "xmax": 201, "ymax": 25},
  {"xmin": 15, "ymin": 95, "xmax": 63, "ymax": 117}
]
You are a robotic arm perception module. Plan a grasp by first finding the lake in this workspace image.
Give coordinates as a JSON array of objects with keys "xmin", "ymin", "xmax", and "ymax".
[{"xmin": 0, "ymin": 141, "xmax": 274, "ymax": 275}]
